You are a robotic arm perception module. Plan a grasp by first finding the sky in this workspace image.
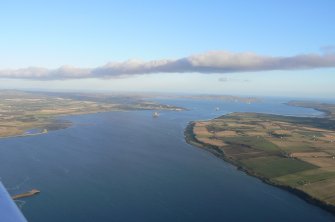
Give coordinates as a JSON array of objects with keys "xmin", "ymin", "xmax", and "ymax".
[{"xmin": 0, "ymin": 0, "xmax": 334, "ymax": 98}]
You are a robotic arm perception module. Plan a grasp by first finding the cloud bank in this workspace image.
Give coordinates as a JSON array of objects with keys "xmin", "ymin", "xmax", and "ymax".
[{"xmin": 0, "ymin": 51, "xmax": 334, "ymax": 79}]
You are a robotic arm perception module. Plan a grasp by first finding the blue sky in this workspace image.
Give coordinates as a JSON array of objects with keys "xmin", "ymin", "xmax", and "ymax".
[{"xmin": 0, "ymin": 0, "xmax": 334, "ymax": 98}]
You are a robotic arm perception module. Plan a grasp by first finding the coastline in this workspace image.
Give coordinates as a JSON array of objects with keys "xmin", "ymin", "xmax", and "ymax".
[
  {"xmin": 0, "ymin": 90, "xmax": 186, "ymax": 141},
  {"xmin": 0, "ymin": 107, "xmax": 185, "ymax": 140},
  {"xmin": 0, "ymin": 118, "xmax": 73, "ymax": 140},
  {"xmin": 184, "ymin": 108, "xmax": 335, "ymax": 215}
]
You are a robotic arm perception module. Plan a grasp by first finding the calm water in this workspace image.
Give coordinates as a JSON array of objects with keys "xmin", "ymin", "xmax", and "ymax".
[{"xmin": 0, "ymin": 99, "xmax": 334, "ymax": 222}]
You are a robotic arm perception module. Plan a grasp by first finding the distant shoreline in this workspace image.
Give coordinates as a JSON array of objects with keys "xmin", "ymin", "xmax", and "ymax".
[
  {"xmin": 0, "ymin": 108, "xmax": 183, "ymax": 140},
  {"xmin": 0, "ymin": 90, "xmax": 186, "ymax": 140}
]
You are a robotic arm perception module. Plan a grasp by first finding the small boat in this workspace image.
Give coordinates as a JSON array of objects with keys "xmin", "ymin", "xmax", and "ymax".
[
  {"xmin": 215, "ymin": 107, "xmax": 220, "ymax": 111},
  {"xmin": 152, "ymin": 112, "xmax": 160, "ymax": 118}
]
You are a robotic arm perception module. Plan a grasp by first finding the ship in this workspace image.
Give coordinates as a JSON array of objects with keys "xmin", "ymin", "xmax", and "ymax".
[{"xmin": 152, "ymin": 112, "xmax": 160, "ymax": 118}]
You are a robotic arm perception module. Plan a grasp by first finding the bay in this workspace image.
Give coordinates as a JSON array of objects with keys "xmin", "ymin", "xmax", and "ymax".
[{"xmin": 0, "ymin": 98, "xmax": 334, "ymax": 222}]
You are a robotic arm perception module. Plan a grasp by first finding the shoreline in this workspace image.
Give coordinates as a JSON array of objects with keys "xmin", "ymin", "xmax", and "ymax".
[
  {"xmin": 0, "ymin": 107, "xmax": 184, "ymax": 140},
  {"xmin": 184, "ymin": 115, "xmax": 335, "ymax": 216}
]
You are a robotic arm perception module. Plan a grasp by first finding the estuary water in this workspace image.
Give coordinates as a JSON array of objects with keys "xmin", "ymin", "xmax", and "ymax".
[{"xmin": 0, "ymin": 98, "xmax": 334, "ymax": 222}]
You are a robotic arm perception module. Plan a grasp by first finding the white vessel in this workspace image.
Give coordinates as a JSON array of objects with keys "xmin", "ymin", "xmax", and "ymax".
[{"xmin": 152, "ymin": 112, "xmax": 160, "ymax": 118}]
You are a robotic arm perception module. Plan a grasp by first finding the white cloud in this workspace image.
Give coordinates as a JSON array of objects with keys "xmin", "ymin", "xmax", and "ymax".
[{"xmin": 0, "ymin": 51, "xmax": 334, "ymax": 79}]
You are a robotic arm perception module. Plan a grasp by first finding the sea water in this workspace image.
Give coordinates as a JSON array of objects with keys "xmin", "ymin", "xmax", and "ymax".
[{"xmin": 0, "ymin": 98, "xmax": 334, "ymax": 222}]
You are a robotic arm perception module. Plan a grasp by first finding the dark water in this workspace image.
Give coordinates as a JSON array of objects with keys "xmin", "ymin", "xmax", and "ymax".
[{"xmin": 0, "ymin": 99, "xmax": 334, "ymax": 222}]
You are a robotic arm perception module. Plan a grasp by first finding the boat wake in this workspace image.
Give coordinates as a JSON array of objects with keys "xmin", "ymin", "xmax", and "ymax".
[{"xmin": 6, "ymin": 176, "xmax": 31, "ymax": 192}]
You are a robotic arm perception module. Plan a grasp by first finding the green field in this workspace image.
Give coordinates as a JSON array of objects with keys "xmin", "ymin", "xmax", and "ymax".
[
  {"xmin": 240, "ymin": 156, "xmax": 317, "ymax": 178},
  {"xmin": 224, "ymin": 136, "xmax": 279, "ymax": 152},
  {"xmin": 274, "ymin": 169, "xmax": 335, "ymax": 187}
]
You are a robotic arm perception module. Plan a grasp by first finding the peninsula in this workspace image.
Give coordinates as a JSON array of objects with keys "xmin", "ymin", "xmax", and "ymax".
[
  {"xmin": 12, "ymin": 189, "xmax": 40, "ymax": 200},
  {"xmin": 185, "ymin": 102, "xmax": 335, "ymax": 213},
  {"xmin": 0, "ymin": 90, "xmax": 184, "ymax": 138}
]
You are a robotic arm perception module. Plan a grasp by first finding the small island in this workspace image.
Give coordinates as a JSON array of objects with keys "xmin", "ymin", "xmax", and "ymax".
[{"xmin": 185, "ymin": 102, "xmax": 335, "ymax": 214}]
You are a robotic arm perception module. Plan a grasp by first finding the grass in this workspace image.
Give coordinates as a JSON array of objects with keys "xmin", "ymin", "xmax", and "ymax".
[
  {"xmin": 223, "ymin": 136, "xmax": 279, "ymax": 152},
  {"xmin": 274, "ymin": 169, "xmax": 335, "ymax": 187},
  {"xmin": 299, "ymin": 178, "xmax": 335, "ymax": 202},
  {"xmin": 240, "ymin": 156, "xmax": 318, "ymax": 178},
  {"xmin": 299, "ymin": 131, "xmax": 324, "ymax": 137},
  {"xmin": 280, "ymin": 145, "xmax": 315, "ymax": 153}
]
